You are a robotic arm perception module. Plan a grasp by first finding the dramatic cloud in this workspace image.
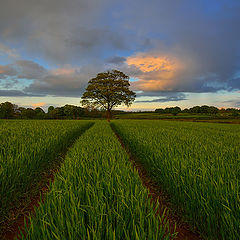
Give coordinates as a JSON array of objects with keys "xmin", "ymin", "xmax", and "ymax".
[
  {"xmin": 0, "ymin": 60, "xmax": 47, "ymax": 81},
  {"xmin": 0, "ymin": 0, "xmax": 240, "ymax": 106},
  {"xmin": 136, "ymin": 92, "xmax": 187, "ymax": 103},
  {"xmin": 106, "ymin": 56, "xmax": 126, "ymax": 65},
  {"xmin": 126, "ymin": 52, "xmax": 185, "ymax": 92},
  {"xmin": 0, "ymin": 64, "xmax": 17, "ymax": 77},
  {"xmin": 0, "ymin": 90, "xmax": 41, "ymax": 97},
  {"xmin": 0, "ymin": 43, "xmax": 19, "ymax": 59},
  {"xmin": 125, "ymin": 48, "xmax": 240, "ymax": 94},
  {"xmin": 15, "ymin": 60, "xmax": 48, "ymax": 79},
  {"xmin": 0, "ymin": 60, "xmax": 103, "ymax": 97},
  {"xmin": 0, "ymin": 0, "xmax": 130, "ymax": 64},
  {"xmin": 24, "ymin": 63, "xmax": 108, "ymax": 97},
  {"xmin": 120, "ymin": 0, "xmax": 240, "ymax": 95}
]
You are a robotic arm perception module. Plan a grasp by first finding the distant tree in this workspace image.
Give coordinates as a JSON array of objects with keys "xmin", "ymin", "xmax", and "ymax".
[
  {"xmin": 171, "ymin": 106, "xmax": 181, "ymax": 116},
  {"xmin": 0, "ymin": 102, "xmax": 16, "ymax": 119},
  {"xmin": 155, "ymin": 108, "xmax": 165, "ymax": 114},
  {"xmin": 231, "ymin": 109, "xmax": 239, "ymax": 117},
  {"xmin": 48, "ymin": 106, "xmax": 54, "ymax": 113},
  {"xmin": 208, "ymin": 106, "xmax": 219, "ymax": 114},
  {"xmin": 34, "ymin": 107, "xmax": 45, "ymax": 119},
  {"xmin": 50, "ymin": 107, "xmax": 65, "ymax": 119},
  {"xmin": 189, "ymin": 106, "xmax": 201, "ymax": 113},
  {"xmin": 164, "ymin": 106, "xmax": 181, "ymax": 115},
  {"xmin": 46, "ymin": 106, "xmax": 55, "ymax": 119},
  {"xmin": 188, "ymin": 105, "xmax": 219, "ymax": 114},
  {"xmin": 81, "ymin": 70, "xmax": 136, "ymax": 121},
  {"xmin": 225, "ymin": 108, "xmax": 240, "ymax": 117},
  {"xmin": 63, "ymin": 105, "xmax": 84, "ymax": 119},
  {"xmin": 182, "ymin": 108, "xmax": 189, "ymax": 113},
  {"xmin": 200, "ymin": 105, "xmax": 210, "ymax": 113},
  {"xmin": 74, "ymin": 106, "xmax": 85, "ymax": 119},
  {"xmin": 16, "ymin": 107, "xmax": 26, "ymax": 119},
  {"xmin": 22, "ymin": 108, "xmax": 36, "ymax": 119},
  {"xmin": 83, "ymin": 106, "xmax": 103, "ymax": 118},
  {"xmin": 63, "ymin": 105, "xmax": 75, "ymax": 119}
]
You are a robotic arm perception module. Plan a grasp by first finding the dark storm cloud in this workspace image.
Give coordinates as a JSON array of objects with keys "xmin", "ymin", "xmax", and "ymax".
[
  {"xmin": 136, "ymin": 92, "xmax": 187, "ymax": 102},
  {"xmin": 0, "ymin": 43, "xmax": 19, "ymax": 58},
  {"xmin": 23, "ymin": 62, "xmax": 108, "ymax": 97},
  {"xmin": 0, "ymin": 0, "xmax": 122, "ymax": 64},
  {"xmin": 0, "ymin": 89, "xmax": 42, "ymax": 97},
  {"xmin": 66, "ymin": 28, "xmax": 127, "ymax": 51},
  {"xmin": 227, "ymin": 78, "xmax": 240, "ymax": 90},
  {"xmin": 15, "ymin": 60, "xmax": 48, "ymax": 79},
  {"xmin": 0, "ymin": 60, "xmax": 105, "ymax": 97},
  {"xmin": 106, "ymin": 56, "xmax": 126, "ymax": 65},
  {"xmin": 0, "ymin": 60, "xmax": 47, "ymax": 80},
  {"xmin": 24, "ymin": 74, "xmax": 87, "ymax": 98},
  {"xmin": 0, "ymin": 64, "xmax": 17, "ymax": 77}
]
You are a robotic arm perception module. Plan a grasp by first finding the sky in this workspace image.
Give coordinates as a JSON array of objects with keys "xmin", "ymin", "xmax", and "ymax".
[{"xmin": 0, "ymin": 0, "xmax": 239, "ymax": 111}]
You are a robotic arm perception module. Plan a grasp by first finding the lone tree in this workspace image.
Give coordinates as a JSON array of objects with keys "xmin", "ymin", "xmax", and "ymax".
[{"xmin": 81, "ymin": 70, "xmax": 136, "ymax": 121}]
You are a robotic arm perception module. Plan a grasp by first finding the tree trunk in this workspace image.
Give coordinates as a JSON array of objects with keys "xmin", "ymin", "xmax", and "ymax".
[{"xmin": 106, "ymin": 108, "xmax": 111, "ymax": 122}]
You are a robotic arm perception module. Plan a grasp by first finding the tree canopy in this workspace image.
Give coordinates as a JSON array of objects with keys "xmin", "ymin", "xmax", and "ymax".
[
  {"xmin": 0, "ymin": 102, "xmax": 17, "ymax": 119},
  {"xmin": 81, "ymin": 69, "xmax": 136, "ymax": 120}
]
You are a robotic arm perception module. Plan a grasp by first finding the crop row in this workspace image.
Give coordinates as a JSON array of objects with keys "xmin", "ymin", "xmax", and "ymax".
[
  {"xmin": 0, "ymin": 120, "xmax": 93, "ymax": 229},
  {"xmin": 111, "ymin": 120, "xmax": 240, "ymax": 240},
  {"xmin": 21, "ymin": 121, "xmax": 173, "ymax": 239}
]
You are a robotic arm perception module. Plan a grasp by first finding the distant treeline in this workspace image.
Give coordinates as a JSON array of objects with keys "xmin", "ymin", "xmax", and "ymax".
[
  {"xmin": 0, "ymin": 101, "xmax": 239, "ymax": 119},
  {"xmin": 0, "ymin": 102, "xmax": 108, "ymax": 119},
  {"xmin": 155, "ymin": 105, "xmax": 240, "ymax": 116}
]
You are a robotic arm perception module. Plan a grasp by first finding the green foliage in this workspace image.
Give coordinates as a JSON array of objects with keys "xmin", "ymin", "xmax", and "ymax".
[
  {"xmin": 34, "ymin": 107, "xmax": 45, "ymax": 119},
  {"xmin": 63, "ymin": 104, "xmax": 85, "ymax": 119},
  {"xmin": 188, "ymin": 105, "xmax": 219, "ymax": 114},
  {"xmin": 21, "ymin": 108, "xmax": 36, "ymax": 119},
  {"xmin": 165, "ymin": 106, "xmax": 181, "ymax": 115},
  {"xmin": 81, "ymin": 70, "xmax": 136, "ymax": 119},
  {"xmin": 47, "ymin": 106, "xmax": 54, "ymax": 113},
  {"xmin": 46, "ymin": 105, "xmax": 85, "ymax": 119},
  {"xmin": 22, "ymin": 122, "xmax": 172, "ymax": 240},
  {"xmin": 155, "ymin": 105, "xmax": 221, "ymax": 115},
  {"xmin": 0, "ymin": 120, "xmax": 93, "ymax": 229},
  {"xmin": 0, "ymin": 102, "xmax": 16, "ymax": 119},
  {"xmin": 231, "ymin": 109, "xmax": 239, "ymax": 117},
  {"xmin": 112, "ymin": 120, "xmax": 240, "ymax": 240}
]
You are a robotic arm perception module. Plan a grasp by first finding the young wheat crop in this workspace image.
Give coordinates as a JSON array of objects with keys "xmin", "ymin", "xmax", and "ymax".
[
  {"xmin": 22, "ymin": 121, "xmax": 172, "ymax": 240},
  {"xmin": 111, "ymin": 120, "xmax": 240, "ymax": 240},
  {"xmin": 0, "ymin": 120, "xmax": 93, "ymax": 230}
]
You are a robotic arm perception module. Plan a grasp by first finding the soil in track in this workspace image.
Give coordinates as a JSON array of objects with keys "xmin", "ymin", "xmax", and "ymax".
[
  {"xmin": 1, "ymin": 122, "xmax": 95, "ymax": 240},
  {"xmin": 111, "ymin": 124, "xmax": 203, "ymax": 240}
]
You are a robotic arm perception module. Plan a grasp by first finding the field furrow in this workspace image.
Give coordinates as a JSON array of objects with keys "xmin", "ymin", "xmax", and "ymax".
[
  {"xmin": 111, "ymin": 123, "xmax": 202, "ymax": 240},
  {"xmin": 111, "ymin": 120, "xmax": 240, "ymax": 240},
  {"xmin": 0, "ymin": 120, "xmax": 94, "ymax": 237},
  {"xmin": 21, "ymin": 121, "xmax": 173, "ymax": 240}
]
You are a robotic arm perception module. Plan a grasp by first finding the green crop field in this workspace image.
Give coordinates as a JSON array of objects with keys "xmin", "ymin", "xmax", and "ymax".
[
  {"xmin": 0, "ymin": 119, "xmax": 239, "ymax": 239},
  {"xmin": 0, "ymin": 120, "xmax": 93, "ymax": 230},
  {"xmin": 114, "ymin": 112, "xmax": 211, "ymax": 120},
  {"xmin": 112, "ymin": 120, "xmax": 240, "ymax": 240},
  {"xmin": 21, "ymin": 121, "xmax": 172, "ymax": 240}
]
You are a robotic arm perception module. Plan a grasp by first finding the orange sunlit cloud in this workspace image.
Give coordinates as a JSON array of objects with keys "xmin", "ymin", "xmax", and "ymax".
[
  {"xmin": 127, "ymin": 55, "xmax": 175, "ymax": 72},
  {"xmin": 126, "ymin": 52, "xmax": 186, "ymax": 91},
  {"xmin": 32, "ymin": 102, "xmax": 46, "ymax": 108}
]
